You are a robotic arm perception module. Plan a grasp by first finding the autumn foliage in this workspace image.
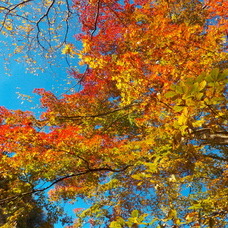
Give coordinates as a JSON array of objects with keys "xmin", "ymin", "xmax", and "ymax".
[{"xmin": 0, "ymin": 0, "xmax": 228, "ymax": 227}]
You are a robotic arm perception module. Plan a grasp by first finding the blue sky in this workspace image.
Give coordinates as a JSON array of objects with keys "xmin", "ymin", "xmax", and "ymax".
[
  {"xmin": 0, "ymin": 43, "xmax": 79, "ymax": 110},
  {"xmin": 0, "ymin": 1, "xmax": 91, "ymax": 226},
  {"xmin": 0, "ymin": 0, "xmax": 83, "ymax": 111},
  {"xmin": 0, "ymin": 27, "xmax": 89, "ymax": 228}
]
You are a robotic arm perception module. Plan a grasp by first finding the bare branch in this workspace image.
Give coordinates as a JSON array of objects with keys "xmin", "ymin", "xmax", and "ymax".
[
  {"xmin": 35, "ymin": 0, "xmax": 56, "ymax": 50},
  {"xmin": 0, "ymin": 0, "xmax": 33, "ymax": 31},
  {"xmin": 63, "ymin": 0, "xmax": 73, "ymax": 43}
]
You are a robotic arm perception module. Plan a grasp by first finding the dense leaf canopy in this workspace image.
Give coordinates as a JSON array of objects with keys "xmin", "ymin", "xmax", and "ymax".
[{"xmin": 0, "ymin": 0, "xmax": 227, "ymax": 227}]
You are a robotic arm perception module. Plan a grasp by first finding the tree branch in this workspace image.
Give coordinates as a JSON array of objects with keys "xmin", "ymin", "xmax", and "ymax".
[
  {"xmin": 57, "ymin": 104, "xmax": 134, "ymax": 121},
  {"xmin": 202, "ymin": 154, "xmax": 228, "ymax": 162},
  {"xmin": 90, "ymin": 0, "xmax": 101, "ymax": 38},
  {"xmin": 0, "ymin": 165, "xmax": 131, "ymax": 205},
  {"xmin": 0, "ymin": 0, "xmax": 33, "ymax": 31},
  {"xmin": 192, "ymin": 128, "xmax": 228, "ymax": 145},
  {"xmin": 36, "ymin": 0, "xmax": 56, "ymax": 50}
]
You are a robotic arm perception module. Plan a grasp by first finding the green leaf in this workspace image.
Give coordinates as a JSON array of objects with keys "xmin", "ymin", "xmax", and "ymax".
[
  {"xmin": 110, "ymin": 221, "xmax": 122, "ymax": 228},
  {"xmin": 210, "ymin": 68, "xmax": 219, "ymax": 80},
  {"xmin": 164, "ymin": 91, "xmax": 177, "ymax": 98},
  {"xmin": 116, "ymin": 217, "xmax": 125, "ymax": 225},
  {"xmin": 199, "ymin": 80, "xmax": 207, "ymax": 91},
  {"xmin": 175, "ymin": 85, "xmax": 184, "ymax": 94},
  {"xmin": 188, "ymin": 203, "xmax": 202, "ymax": 210},
  {"xmin": 131, "ymin": 174, "xmax": 142, "ymax": 180},
  {"xmin": 195, "ymin": 92, "xmax": 204, "ymax": 100},
  {"xmin": 192, "ymin": 82, "xmax": 199, "ymax": 94},
  {"xmin": 186, "ymin": 77, "xmax": 195, "ymax": 84},
  {"xmin": 131, "ymin": 210, "xmax": 139, "ymax": 218},
  {"xmin": 170, "ymin": 84, "xmax": 177, "ymax": 90},
  {"xmin": 173, "ymin": 105, "xmax": 185, "ymax": 112},
  {"xmin": 196, "ymin": 72, "xmax": 206, "ymax": 82},
  {"xmin": 205, "ymin": 74, "xmax": 214, "ymax": 82},
  {"xmin": 218, "ymin": 69, "xmax": 228, "ymax": 81}
]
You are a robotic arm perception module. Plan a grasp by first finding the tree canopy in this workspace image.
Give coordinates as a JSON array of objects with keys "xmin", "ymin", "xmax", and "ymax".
[{"xmin": 0, "ymin": 0, "xmax": 227, "ymax": 227}]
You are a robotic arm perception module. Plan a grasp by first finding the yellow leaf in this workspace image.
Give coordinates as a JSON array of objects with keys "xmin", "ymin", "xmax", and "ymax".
[
  {"xmin": 5, "ymin": 23, "xmax": 13, "ymax": 31},
  {"xmin": 62, "ymin": 43, "xmax": 77, "ymax": 56},
  {"xmin": 178, "ymin": 113, "xmax": 187, "ymax": 125}
]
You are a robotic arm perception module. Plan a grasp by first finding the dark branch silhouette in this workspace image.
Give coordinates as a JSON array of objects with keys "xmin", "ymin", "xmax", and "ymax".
[{"xmin": 0, "ymin": 165, "xmax": 131, "ymax": 205}]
